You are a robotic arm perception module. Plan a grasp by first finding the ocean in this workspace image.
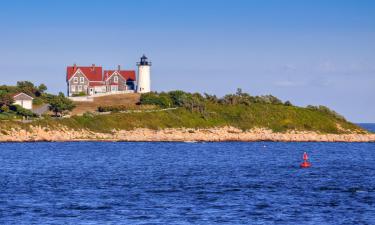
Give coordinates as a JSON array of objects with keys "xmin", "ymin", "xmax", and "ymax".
[
  {"xmin": 0, "ymin": 134, "xmax": 374, "ymax": 224},
  {"xmin": 358, "ymin": 123, "xmax": 375, "ymax": 133}
]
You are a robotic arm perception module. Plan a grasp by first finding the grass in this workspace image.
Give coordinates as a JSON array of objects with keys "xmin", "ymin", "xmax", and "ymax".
[
  {"xmin": 71, "ymin": 93, "xmax": 141, "ymax": 115},
  {"xmin": 1, "ymin": 103, "xmax": 363, "ymax": 134}
]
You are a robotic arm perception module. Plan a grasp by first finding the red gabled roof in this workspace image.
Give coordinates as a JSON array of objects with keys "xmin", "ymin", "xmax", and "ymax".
[
  {"xmin": 103, "ymin": 70, "xmax": 136, "ymax": 81},
  {"xmin": 67, "ymin": 65, "xmax": 103, "ymax": 81}
]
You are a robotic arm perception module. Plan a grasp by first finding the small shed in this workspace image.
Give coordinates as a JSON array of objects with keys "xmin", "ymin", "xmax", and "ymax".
[{"xmin": 13, "ymin": 92, "xmax": 34, "ymax": 110}]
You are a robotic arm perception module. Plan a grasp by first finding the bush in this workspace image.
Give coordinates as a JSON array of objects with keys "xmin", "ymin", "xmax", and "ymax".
[
  {"xmin": 140, "ymin": 92, "xmax": 172, "ymax": 108},
  {"xmin": 33, "ymin": 98, "xmax": 45, "ymax": 106},
  {"xmin": 253, "ymin": 95, "xmax": 283, "ymax": 104},
  {"xmin": 306, "ymin": 105, "xmax": 346, "ymax": 121},
  {"xmin": 0, "ymin": 93, "xmax": 14, "ymax": 107},
  {"xmin": 98, "ymin": 106, "xmax": 115, "ymax": 112},
  {"xmin": 284, "ymin": 101, "xmax": 293, "ymax": 106},
  {"xmin": 98, "ymin": 105, "xmax": 130, "ymax": 112},
  {"xmin": 72, "ymin": 92, "xmax": 87, "ymax": 97},
  {"xmin": 0, "ymin": 105, "xmax": 9, "ymax": 113},
  {"xmin": 46, "ymin": 92, "xmax": 75, "ymax": 117},
  {"xmin": 9, "ymin": 105, "xmax": 36, "ymax": 117},
  {"xmin": 16, "ymin": 81, "xmax": 38, "ymax": 97},
  {"xmin": 168, "ymin": 90, "xmax": 187, "ymax": 106}
]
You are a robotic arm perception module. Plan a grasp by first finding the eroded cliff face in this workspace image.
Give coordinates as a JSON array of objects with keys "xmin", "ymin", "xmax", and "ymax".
[{"xmin": 0, "ymin": 126, "xmax": 374, "ymax": 142}]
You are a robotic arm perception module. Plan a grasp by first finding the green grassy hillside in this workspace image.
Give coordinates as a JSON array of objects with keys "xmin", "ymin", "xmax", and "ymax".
[
  {"xmin": 0, "ymin": 89, "xmax": 365, "ymax": 134},
  {"xmin": 1, "ymin": 102, "xmax": 363, "ymax": 134}
]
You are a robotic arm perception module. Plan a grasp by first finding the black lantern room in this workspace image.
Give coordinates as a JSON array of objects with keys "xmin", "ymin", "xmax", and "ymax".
[{"xmin": 137, "ymin": 54, "xmax": 152, "ymax": 66}]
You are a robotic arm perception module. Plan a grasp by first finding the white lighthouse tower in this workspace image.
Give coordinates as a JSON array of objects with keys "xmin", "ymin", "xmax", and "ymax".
[{"xmin": 136, "ymin": 54, "xmax": 152, "ymax": 93}]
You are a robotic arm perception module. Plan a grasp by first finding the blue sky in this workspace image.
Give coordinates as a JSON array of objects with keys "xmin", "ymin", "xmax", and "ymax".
[{"xmin": 0, "ymin": 0, "xmax": 374, "ymax": 122}]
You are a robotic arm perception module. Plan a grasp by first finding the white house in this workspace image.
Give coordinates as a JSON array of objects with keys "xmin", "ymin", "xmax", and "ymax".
[{"xmin": 13, "ymin": 92, "xmax": 33, "ymax": 110}]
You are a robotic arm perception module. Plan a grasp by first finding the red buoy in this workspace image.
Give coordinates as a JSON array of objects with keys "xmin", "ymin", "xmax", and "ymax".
[{"xmin": 300, "ymin": 152, "xmax": 311, "ymax": 168}]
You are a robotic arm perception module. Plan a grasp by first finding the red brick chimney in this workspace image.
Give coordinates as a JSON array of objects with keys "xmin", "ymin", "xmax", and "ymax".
[
  {"xmin": 91, "ymin": 64, "xmax": 95, "ymax": 71},
  {"xmin": 73, "ymin": 63, "xmax": 77, "ymax": 71}
]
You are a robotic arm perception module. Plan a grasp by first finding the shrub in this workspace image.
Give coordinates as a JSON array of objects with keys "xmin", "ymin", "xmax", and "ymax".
[
  {"xmin": 47, "ymin": 92, "xmax": 75, "ymax": 117},
  {"xmin": 0, "ymin": 105, "xmax": 9, "ymax": 113},
  {"xmin": 98, "ymin": 105, "xmax": 155, "ymax": 112},
  {"xmin": 204, "ymin": 93, "xmax": 219, "ymax": 103},
  {"xmin": 140, "ymin": 92, "xmax": 172, "ymax": 108},
  {"xmin": 284, "ymin": 101, "xmax": 293, "ymax": 106},
  {"xmin": 16, "ymin": 81, "xmax": 38, "ymax": 97},
  {"xmin": 9, "ymin": 105, "xmax": 36, "ymax": 117},
  {"xmin": 98, "ymin": 105, "xmax": 129, "ymax": 112},
  {"xmin": 306, "ymin": 105, "xmax": 346, "ymax": 121},
  {"xmin": 33, "ymin": 98, "xmax": 44, "ymax": 106},
  {"xmin": 38, "ymin": 84, "xmax": 47, "ymax": 93},
  {"xmin": 0, "ymin": 93, "xmax": 14, "ymax": 107},
  {"xmin": 72, "ymin": 92, "xmax": 87, "ymax": 97},
  {"xmin": 253, "ymin": 95, "xmax": 282, "ymax": 104},
  {"xmin": 168, "ymin": 90, "xmax": 188, "ymax": 106},
  {"xmin": 82, "ymin": 112, "xmax": 95, "ymax": 118}
]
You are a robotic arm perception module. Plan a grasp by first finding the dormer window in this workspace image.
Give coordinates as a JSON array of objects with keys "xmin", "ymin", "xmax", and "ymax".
[
  {"xmin": 74, "ymin": 77, "xmax": 78, "ymax": 83},
  {"xmin": 80, "ymin": 77, "xmax": 84, "ymax": 83},
  {"xmin": 114, "ymin": 76, "xmax": 118, "ymax": 83}
]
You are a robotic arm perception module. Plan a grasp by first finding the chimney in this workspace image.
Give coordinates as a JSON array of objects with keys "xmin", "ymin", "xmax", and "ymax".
[
  {"xmin": 117, "ymin": 65, "xmax": 121, "ymax": 71},
  {"xmin": 92, "ymin": 64, "xmax": 95, "ymax": 71},
  {"xmin": 73, "ymin": 63, "xmax": 77, "ymax": 71}
]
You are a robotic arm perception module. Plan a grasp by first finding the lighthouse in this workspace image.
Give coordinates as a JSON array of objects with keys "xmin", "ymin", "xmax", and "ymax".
[{"xmin": 136, "ymin": 54, "xmax": 152, "ymax": 93}]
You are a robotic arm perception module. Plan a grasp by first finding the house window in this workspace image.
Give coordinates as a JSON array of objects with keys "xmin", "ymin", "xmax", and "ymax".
[
  {"xmin": 78, "ymin": 85, "xmax": 82, "ymax": 92},
  {"xmin": 74, "ymin": 77, "xmax": 78, "ymax": 83},
  {"xmin": 80, "ymin": 77, "xmax": 85, "ymax": 83},
  {"xmin": 71, "ymin": 85, "xmax": 76, "ymax": 92},
  {"xmin": 111, "ymin": 86, "xmax": 117, "ymax": 91},
  {"xmin": 114, "ymin": 76, "xmax": 118, "ymax": 83}
]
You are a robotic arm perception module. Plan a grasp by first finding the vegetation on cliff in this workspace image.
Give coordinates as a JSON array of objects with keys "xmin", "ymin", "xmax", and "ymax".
[
  {"xmin": 0, "ymin": 81, "xmax": 75, "ymax": 118},
  {"xmin": 0, "ymin": 89, "xmax": 364, "ymax": 134}
]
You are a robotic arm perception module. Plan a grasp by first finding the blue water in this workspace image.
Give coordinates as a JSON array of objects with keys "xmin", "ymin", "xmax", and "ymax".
[
  {"xmin": 358, "ymin": 123, "xmax": 375, "ymax": 133},
  {"xmin": 0, "ymin": 142, "xmax": 374, "ymax": 225}
]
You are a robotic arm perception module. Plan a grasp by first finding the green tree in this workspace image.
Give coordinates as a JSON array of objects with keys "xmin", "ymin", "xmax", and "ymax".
[
  {"xmin": 168, "ymin": 90, "xmax": 188, "ymax": 107},
  {"xmin": 47, "ymin": 92, "xmax": 75, "ymax": 117},
  {"xmin": 236, "ymin": 88, "xmax": 243, "ymax": 96},
  {"xmin": 0, "ymin": 93, "xmax": 14, "ymax": 107},
  {"xmin": 181, "ymin": 94, "xmax": 205, "ymax": 113},
  {"xmin": 0, "ymin": 85, "xmax": 17, "ymax": 94},
  {"xmin": 221, "ymin": 94, "xmax": 238, "ymax": 105},
  {"xmin": 17, "ymin": 81, "xmax": 37, "ymax": 96},
  {"xmin": 204, "ymin": 93, "xmax": 218, "ymax": 103},
  {"xmin": 38, "ymin": 83, "xmax": 47, "ymax": 93},
  {"xmin": 254, "ymin": 95, "xmax": 282, "ymax": 104},
  {"xmin": 284, "ymin": 100, "xmax": 293, "ymax": 106}
]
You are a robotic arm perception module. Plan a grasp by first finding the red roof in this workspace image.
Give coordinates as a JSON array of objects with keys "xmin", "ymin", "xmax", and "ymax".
[
  {"xmin": 104, "ymin": 70, "xmax": 136, "ymax": 81},
  {"xmin": 67, "ymin": 65, "xmax": 103, "ymax": 81}
]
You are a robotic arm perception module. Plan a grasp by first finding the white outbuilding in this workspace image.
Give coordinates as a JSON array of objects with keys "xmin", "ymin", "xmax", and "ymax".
[{"xmin": 13, "ymin": 92, "xmax": 33, "ymax": 110}]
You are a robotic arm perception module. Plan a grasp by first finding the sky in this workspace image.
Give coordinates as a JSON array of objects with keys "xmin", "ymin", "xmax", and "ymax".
[{"xmin": 0, "ymin": 0, "xmax": 374, "ymax": 122}]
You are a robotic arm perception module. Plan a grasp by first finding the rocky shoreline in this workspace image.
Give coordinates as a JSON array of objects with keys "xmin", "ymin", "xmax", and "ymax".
[{"xmin": 0, "ymin": 126, "xmax": 374, "ymax": 142}]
